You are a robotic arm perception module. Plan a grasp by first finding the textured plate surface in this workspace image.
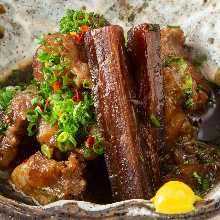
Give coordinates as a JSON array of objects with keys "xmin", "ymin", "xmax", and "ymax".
[{"xmin": 1, "ymin": 0, "xmax": 220, "ymax": 219}]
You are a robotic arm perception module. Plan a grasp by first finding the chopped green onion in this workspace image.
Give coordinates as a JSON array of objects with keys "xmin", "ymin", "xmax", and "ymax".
[
  {"xmin": 83, "ymin": 79, "xmax": 92, "ymax": 89},
  {"xmin": 193, "ymin": 171, "xmax": 210, "ymax": 195},
  {"xmin": 93, "ymin": 143, "xmax": 104, "ymax": 155},
  {"xmin": 31, "ymin": 97, "xmax": 41, "ymax": 106},
  {"xmin": 57, "ymin": 142, "xmax": 74, "ymax": 153},
  {"xmin": 167, "ymin": 25, "xmax": 180, "ymax": 29},
  {"xmin": 164, "ymin": 57, "xmax": 188, "ymax": 76},
  {"xmin": 54, "ymin": 37, "xmax": 62, "ymax": 43},
  {"xmin": 83, "ymin": 147, "xmax": 92, "ymax": 159},
  {"xmin": 0, "ymin": 86, "xmax": 21, "ymax": 111},
  {"xmin": 164, "ymin": 57, "xmax": 194, "ymax": 109},
  {"xmin": 57, "ymin": 132, "xmax": 76, "ymax": 152},
  {"xmin": 148, "ymin": 24, "xmax": 160, "ymax": 32},
  {"xmin": 184, "ymin": 97, "xmax": 194, "ymax": 109},
  {"xmin": 41, "ymin": 144, "xmax": 53, "ymax": 159},
  {"xmin": 37, "ymin": 51, "xmax": 50, "ymax": 62},
  {"xmin": 92, "ymin": 131, "xmax": 104, "ymax": 155},
  {"xmin": 59, "ymin": 9, "xmax": 108, "ymax": 34},
  {"xmin": 150, "ymin": 114, "xmax": 161, "ymax": 128},
  {"xmin": 57, "ymin": 131, "xmax": 69, "ymax": 143},
  {"xmin": 0, "ymin": 121, "xmax": 8, "ymax": 133},
  {"xmin": 26, "ymin": 109, "xmax": 40, "ymax": 136},
  {"xmin": 34, "ymin": 36, "xmax": 45, "ymax": 45}
]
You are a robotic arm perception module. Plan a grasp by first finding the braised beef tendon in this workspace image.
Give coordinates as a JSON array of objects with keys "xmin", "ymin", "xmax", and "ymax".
[
  {"xmin": 84, "ymin": 25, "xmax": 155, "ymax": 200},
  {"xmin": 10, "ymin": 151, "xmax": 86, "ymax": 205},
  {"xmin": 33, "ymin": 33, "xmax": 90, "ymax": 88},
  {"xmin": 160, "ymin": 27, "xmax": 219, "ymax": 195},
  {"xmin": 37, "ymin": 118, "xmax": 58, "ymax": 148},
  {"xmin": 127, "ymin": 24, "xmax": 164, "ymax": 192},
  {"xmin": 1, "ymin": 8, "xmax": 220, "ymax": 206},
  {"xmin": 0, "ymin": 86, "xmax": 37, "ymax": 169},
  {"xmin": 9, "ymin": 28, "xmax": 108, "ymax": 203}
]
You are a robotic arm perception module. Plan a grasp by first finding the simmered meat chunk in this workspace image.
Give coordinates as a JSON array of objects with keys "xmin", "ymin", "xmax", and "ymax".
[
  {"xmin": 162, "ymin": 140, "xmax": 220, "ymax": 195},
  {"xmin": 160, "ymin": 27, "xmax": 187, "ymax": 62},
  {"xmin": 33, "ymin": 33, "xmax": 90, "ymax": 88},
  {"xmin": 160, "ymin": 27, "xmax": 218, "ymax": 194},
  {"xmin": 37, "ymin": 118, "xmax": 58, "ymax": 148},
  {"xmin": 11, "ymin": 151, "xmax": 86, "ymax": 204},
  {"xmin": 163, "ymin": 65, "xmax": 196, "ymax": 145},
  {"xmin": 0, "ymin": 86, "xmax": 37, "ymax": 169},
  {"xmin": 161, "ymin": 28, "xmax": 209, "ymax": 145}
]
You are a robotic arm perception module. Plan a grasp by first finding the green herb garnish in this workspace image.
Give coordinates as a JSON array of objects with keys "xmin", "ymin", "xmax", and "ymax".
[
  {"xmin": 148, "ymin": 24, "xmax": 160, "ymax": 32},
  {"xmin": 150, "ymin": 114, "xmax": 160, "ymax": 128},
  {"xmin": 83, "ymin": 147, "xmax": 93, "ymax": 159},
  {"xmin": 167, "ymin": 25, "xmax": 180, "ymax": 29},
  {"xmin": 164, "ymin": 57, "xmax": 194, "ymax": 109},
  {"xmin": 193, "ymin": 171, "xmax": 210, "ymax": 195},
  {"xmin": 59, "ymin": 9, "xmax": 108, "ymax": 34},
  {"xmin": 41, "ymin": 144, "xmax": 53, "ymax": 159},
  {"xmin": 26, "ymin": 109, "xmax": 39, "ymax": 136},
  {"xmin": 34, "ymin": 36, "xmax": 46, "ymax": 45},
  {"xmin": 164, "ymin": 57, "xmax": 188, "ymax": 75},
  {"xmin": 83, "ymin": 79, "xmax": 92, "ymax": 89},
  {"xmin": 37, "ymin": 51, "xmax": 60, "ymax": 64},
  {"xmin": 92, "ymin": 132, "xmax": 104, "ymax": 155},
  {"xmin": 0, "ymin": 86, "xmax": 21, "ymax": 133},
  {"xmin": 0, "ymin": 121, "xmax": 8, "ymax": 133},
  {"xmin": 0, "ymin": 86, "xmax": 21, "ymax": 111}
]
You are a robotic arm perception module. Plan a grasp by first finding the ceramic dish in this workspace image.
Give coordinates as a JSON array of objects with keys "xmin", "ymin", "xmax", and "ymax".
[{"xmin": 1, "ymin": 0, "xmax": 220, "ymax": 219}]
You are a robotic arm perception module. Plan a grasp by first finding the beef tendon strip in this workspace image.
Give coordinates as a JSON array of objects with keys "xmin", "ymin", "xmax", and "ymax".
[
  {"xmin": 11, "ymin": 151, "xmax": 86, "ymax": 205},
  {"xmin": 127, "ymin": 24, "xmax": 164, "ymax": 191},
  {"xmin": 0, "ymin": 86, "xmax": 37, "ymax": 169},
  {"xmin": 84, "ymin": 25, "xmax": 155, "ymax": 200}
]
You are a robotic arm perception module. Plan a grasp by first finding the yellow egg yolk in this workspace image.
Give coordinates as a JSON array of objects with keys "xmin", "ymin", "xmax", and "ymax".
[{"xmin": 151, "ymin": 181, "xmax": 202, "ymax": 214}]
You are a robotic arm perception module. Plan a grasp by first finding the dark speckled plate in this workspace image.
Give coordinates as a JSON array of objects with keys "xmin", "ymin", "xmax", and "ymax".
[{"xmin": 1, "ymin": 0, "xmax": 220, "ymax": 219}]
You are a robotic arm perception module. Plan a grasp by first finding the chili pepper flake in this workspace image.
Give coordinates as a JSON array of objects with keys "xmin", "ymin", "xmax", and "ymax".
[
  {"xmin": 72, "ymin": 89, "xmax": 81, "ymax": 102},
  {"xmin": 86, "ymin": 136, "xmax": 95, "ymax": 148},
  {"xmin": 52, "ymin": 81, "xmax": 61, "ymax": 92}
]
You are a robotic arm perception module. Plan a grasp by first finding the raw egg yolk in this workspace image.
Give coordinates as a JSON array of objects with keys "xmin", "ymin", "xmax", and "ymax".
[{"xmin": 151, "ymin": 181, "xmax": 202, "ymax": 214}]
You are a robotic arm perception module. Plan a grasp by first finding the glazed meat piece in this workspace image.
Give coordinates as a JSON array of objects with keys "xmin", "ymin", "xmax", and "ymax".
[
  {"xmin": 11, "ymin": 151, "xmax": 86, "ymax": 204},
  {"xmin": 160, "ymin": 27, "xmax": 217, "ymax": 194},
  {"xmin": 161, "ymin": 27, "xmax": 209, "ymax": 113},
  {"xmin": 0, "ymin": 86, "xmax": 37, "ymax": 169},
  {"xmin": 162, "ymin": 64, "xmax": 196, "ymax": 145},
  {"xmin": 162, "ymin": 140, "xmax": 220, "ymax": 195},
  {"xmin": 160, "ymin": 27, "xmax": 187, "ymax": 62},
  {"xmin": 37, "ymin": 118, "xmax": 58, "ymax": 148},
  {"xmin": 127, "ymin": 24, "xmax": 163, "ymax": 191},
  {"xmin": 161, "ymin": 27, "xmax": 210, "ymax": 146},
  {"xmin": 33, "ymin": 33, "xmax": 90, "ymax": 88},
  {"xmin": 85, "ymin": 25, "xmax": 156, "ymax": 200}
]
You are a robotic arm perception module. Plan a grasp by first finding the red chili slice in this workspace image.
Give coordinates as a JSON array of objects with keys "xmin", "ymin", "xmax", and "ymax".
[
  {"xmin": 37, "ymin": 101, "xmax": 44, "ymax": 112},
  {"xmin": 85, "ymin": 136, "xmax": 95, "ymax": 148},
  {"xmin": 45, "ymin": 99, "xmax": 49, "ymax": 108},
  {"xmin": 52, "ymin": 81, "xmax": 61, "ymax": 92},
  {"xmin": 72, "ymin": 89, "xmax": 81, "ymax": 102},
  {"xmin": 80, "ymin": 25, "xmax": 90, "ymax": 33}
]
